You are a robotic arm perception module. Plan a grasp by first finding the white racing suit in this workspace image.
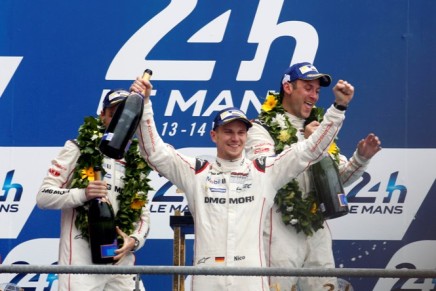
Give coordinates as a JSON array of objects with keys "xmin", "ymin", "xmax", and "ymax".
[
  {"xmin": 36, "ymin": 140, "xmax": 150, "ymax": 291},
  {"xmin": 136, "ymin": 102, "xmax": 346, "ymax": 291},
  {"xmin": 245, "ymin": 112, "xmax": 370, "ymax": 291}
]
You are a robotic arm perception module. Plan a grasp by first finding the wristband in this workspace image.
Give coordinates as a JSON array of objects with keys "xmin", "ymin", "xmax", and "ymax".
[
  {"xmin": 130, "ymin": 236, "xmax": 140, "ymax": 252},
  {"xmin": 334, "ymin": 102, "xmax": 348, "ymax": 111}
]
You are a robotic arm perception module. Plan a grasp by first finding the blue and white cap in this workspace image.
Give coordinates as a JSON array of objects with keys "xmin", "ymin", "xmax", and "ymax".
[
  {"xmin": 282, "ymin": 62, "xmax": 332, "ymax": 87},
  {"xmin": 102, "ymin": 89, "xmax": 130, "ymax": 109},
  {"xmin": 213, "ymin": 107, "xmax": 252, "ymax": 130}
]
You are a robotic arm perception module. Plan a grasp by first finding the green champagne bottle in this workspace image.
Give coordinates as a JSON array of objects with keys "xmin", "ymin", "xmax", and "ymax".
[
  {"xmin": 88, "ymin": 166, "xmax": 118, "ymax": 264},
  {"xmin": 311, "ymin": 155, "xmax": 349, "ymax": 219}
]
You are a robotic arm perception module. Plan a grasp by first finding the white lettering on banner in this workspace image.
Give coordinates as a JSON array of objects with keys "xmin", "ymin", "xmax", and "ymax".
[
  {"xmin": 149, "ymin": 204, "xmax": 189, "ymax": 213},
  {"xmin": 164, "ymin": 89, "xmax": 262, "ymax": 116},
  {"xmin": 373, "ymin": 240, "xmax": 436, "ymax": 290},
  {"xmin": 165, "ymin": 90, "xmax": 206, "ymax": 116},
  {"xmin": 240, "ymin": 90, "xmax": 263, "ymax": 114},
  {"xmin": 106, "ymin": 0, "xmax": 317, "ymax": 81},
  {"xmin": 0, "ymin": 147, "xmax": 57, "ymax": 239},
  {"xmin": 328, "ymin": 149, "xmax": 436, "ymax": 241},
  {"xmin": 203, "ymin": 91, "xmax": 235, "ymax": 115},
  {"xmin": 0, "ymin": 57, "xmax": 23, "ymax": 98},
  {"xmin": 237, "ymin": 0, "xmax": 318, "ymax": 81},
  {"xmin": 0, "ymin": 239, "xmax": 59, "ymax": 290},
  {"xmin": 107, "ymin": 0, "xmax": 215, "ymax": 80}
]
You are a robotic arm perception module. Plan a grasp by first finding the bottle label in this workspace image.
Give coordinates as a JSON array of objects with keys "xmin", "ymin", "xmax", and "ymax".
[
  {"xmin": 102, "ymin": 132, "xmax": 114, "ymax": 142},
  {"xmin": 338, "ymin": 193, "xmax": 348, "ymax": 207},
  {"xmin": 100, "ymin": 239, "xmax": 118, "ymax": 258}
]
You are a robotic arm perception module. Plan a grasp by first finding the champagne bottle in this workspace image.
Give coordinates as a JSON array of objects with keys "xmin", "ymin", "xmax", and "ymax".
[
  {"xmin": 310, "ymin": 155, "xmax": 349, "ymax": 219},
  {"xmin": 88, "ymin": 166, "xmax": 118, "ymax": 264},
  {"xmin": 99, "ymin": 69, "xmax": 153, "ymax": 159}
]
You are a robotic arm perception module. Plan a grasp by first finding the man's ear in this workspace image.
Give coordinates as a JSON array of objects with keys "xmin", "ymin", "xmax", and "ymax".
[
  {"xmin": 210, "ymin": 130, "xmax": 217, "ymax": 143},
  {"xmin": 282, "ymin": 82, "xmax": 293, "ymax": 95},
  {"xmin": 99, "ymin": 110, "xmax": 105, "ymax": 121}
]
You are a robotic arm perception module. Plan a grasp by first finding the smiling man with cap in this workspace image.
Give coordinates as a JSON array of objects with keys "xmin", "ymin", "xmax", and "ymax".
[
  {"xmin": 279, "ymin": 62, "xmax": 342, "ymax": 120},
  {"xmin": 211, "ymin": 107, "xmax": 253, "ymax": 160},
  {"xmin": 245, "ymin": 62, "xmax": 382, "ymax": 291},
  {"xmin": 130, "ymin": 73, "xmax": 354, "ymax": 290}
]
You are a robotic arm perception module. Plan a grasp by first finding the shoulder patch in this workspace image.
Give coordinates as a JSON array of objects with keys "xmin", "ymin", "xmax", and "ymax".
[
  {"xmin": 253, "ymin": 118, "xmax": 270, "ymax": 131},
  {"xmin": 195, "ymin": 158, "xmax": 210, "ymax": 174},
  {"xmin": 253, "ymin": 156, "xmax": 267, "ymax": 173}
]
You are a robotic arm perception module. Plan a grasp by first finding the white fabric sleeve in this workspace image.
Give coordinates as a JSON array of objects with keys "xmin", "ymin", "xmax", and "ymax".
[
  {"xmin": 136, "ymin": 101, "xmax": 198, "ymax": 200},
  {"xmin": 263, "ymin": 105, "xmax": 346, "ymax": 191},
  {"xmin": 338, "ymin": 150, "xmax": 371, "ymax": 187},
  {"xmin": 130, "ymin": 205, "xmax": 151, "ymax": 251},
  {"xmin": 245, "ymin": 122, "xmax": 276, "ymax": 160},
  {"xmin": 36, "ymin": 140, "xmax": 88, "ymax": 209}
]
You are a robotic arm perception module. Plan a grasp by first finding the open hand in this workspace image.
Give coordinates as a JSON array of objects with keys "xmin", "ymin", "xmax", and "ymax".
[
  {"xmin": 357, "ymin": 133, "xmax": 382, "ymax": 159},
  {"xmin": 113, "ymin": 226, "xmax": 137, "ymax": 263}
]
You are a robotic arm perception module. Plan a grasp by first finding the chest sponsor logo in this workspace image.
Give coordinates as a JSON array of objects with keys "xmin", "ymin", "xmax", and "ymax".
[
  {"xmin": 209, "ymin": 187, "xmax": 226, "ymax": 193},
  {"xmin": 204, "ymin": 195, "xmax": 254, "ymax": 204}
]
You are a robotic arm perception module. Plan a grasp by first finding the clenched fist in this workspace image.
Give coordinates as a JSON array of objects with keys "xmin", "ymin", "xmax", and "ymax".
[{"xmin": 333, "ymin": 79, "xmax": 354, "ymax": 107}]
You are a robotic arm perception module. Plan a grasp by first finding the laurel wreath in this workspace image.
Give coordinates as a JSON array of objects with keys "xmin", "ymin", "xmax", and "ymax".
[
  {"xmin": 70, "ymin": 116, "xmax": 152, "ymax": 240},
  {"xmin": 258, "ymin": 91, "xmax": 340, "ymax": 236}
]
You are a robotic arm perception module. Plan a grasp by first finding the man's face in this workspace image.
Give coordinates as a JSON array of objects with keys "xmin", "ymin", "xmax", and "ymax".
[
  {"xmin": 282, "ymin": 79, "xmax": 321, "ymax": 119},
  {"xmin": 99, "ymin": 105, "xmax": 119, "ymax": 128},
  {"xmin": 210, "ymin": 120, "xmax": 248, "ymax": 160}
]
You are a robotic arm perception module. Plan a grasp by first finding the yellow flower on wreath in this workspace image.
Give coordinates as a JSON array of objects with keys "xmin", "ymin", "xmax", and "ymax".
[
  {"xmin": 328, "ymin": 142, "xmax": 339, "ymax": 156},
  {"xmin": 131, "ymin": 192, "xmax": 147, "ymax": 210},
  {"xmin": 261, "ymin": 93, "xmax": 278, "ymax": 112},
  {"xmin": 310, "ymin": 203, "xmax": 318, "ymax": 214},
  {"xmin": 81, "ymin": 167, "xmax": 95, "ymax": 181},
  {"xmin": 278, "ymin": 130, "xmax": 291, "ymax": 143}
]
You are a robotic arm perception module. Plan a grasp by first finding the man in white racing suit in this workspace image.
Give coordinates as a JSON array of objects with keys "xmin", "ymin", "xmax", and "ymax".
[
  {"xmin": 37, "ymin": 89, "xmax": 150, "ymax": 291},
  {"xmin": 245, "ymin": 62, "xmax": 382, "ymax": 291},
  {"xmin": 131, "ymin": 75, "xmax": 354, "ymax": 291}
]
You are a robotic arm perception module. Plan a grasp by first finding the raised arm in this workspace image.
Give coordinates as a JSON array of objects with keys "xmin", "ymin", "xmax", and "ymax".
[{"xmin": 133, "ymin": 77, "xmax": 198, "ymax": 195}]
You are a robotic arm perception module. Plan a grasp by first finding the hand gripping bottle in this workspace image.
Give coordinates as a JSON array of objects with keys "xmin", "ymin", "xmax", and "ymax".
[
  {"xmin": 88, "ymin": 166, "xmax": 118, "ymax": 264},
  {"xmin": 99, "ymin": 69, "xmax": 153, "ymax": 159}
]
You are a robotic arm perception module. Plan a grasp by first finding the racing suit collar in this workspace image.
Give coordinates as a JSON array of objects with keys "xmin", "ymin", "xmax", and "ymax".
[{"xmin": 215, "ymin": 157, "xmax": 245, "ymax": 172}]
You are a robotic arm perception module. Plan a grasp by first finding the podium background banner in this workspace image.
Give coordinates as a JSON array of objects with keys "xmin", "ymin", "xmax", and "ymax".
[{"xmin": 1, "ymin": 1, "xmax": 436, "ymax": 290}]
